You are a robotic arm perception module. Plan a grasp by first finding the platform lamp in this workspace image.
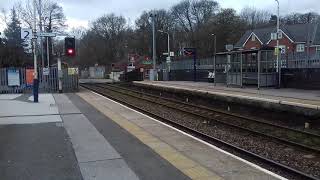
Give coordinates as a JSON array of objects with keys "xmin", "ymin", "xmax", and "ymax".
[
  {"xmin": 149, "ymin": 12, "xmax": 157, "ymax": 81},
  {"xmin": 211, "ymin": 34, "xmax": 217, "ymax": 86},
  {"xmin": 32, "ymin": 0, "xmax": 39, "ymax": 102},
  {"xmin": 275, "ymin": 0, "xmax": 281, "ymax": 88}
]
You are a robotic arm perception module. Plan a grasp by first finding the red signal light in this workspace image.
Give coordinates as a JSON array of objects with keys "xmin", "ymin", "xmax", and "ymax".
[
  {"xmin": 67, "ymin": 48, "xmax": 75, "ymax": 56},
  {"xmin": 65, "ymin": 37, "xmax": 76, "ymax": 57}
]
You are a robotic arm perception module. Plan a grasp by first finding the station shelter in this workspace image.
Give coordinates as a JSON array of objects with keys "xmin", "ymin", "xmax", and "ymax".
[{"xmin": 215, "ymin": 49, "xmax": 278, "ymax": 89}]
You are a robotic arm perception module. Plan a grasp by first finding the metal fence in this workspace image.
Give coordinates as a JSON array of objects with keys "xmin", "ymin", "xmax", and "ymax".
[
  {"xmin": 158, "ymin": 50, "xmax": 278, "ymax": 88},
  {"xmin": 281, "ymin": 53, "xmax": 320, "ymax": 68},
  {"xmin": 159, "ymin": 52, "xmax": 320, "ymax": 71},
  {"xmin": 159, "ymin": 58, "xmax": 216, "ymax": 70},
  {"xmin": 0, "ymin": 67, "xmax": 79, "ymax": 94}
]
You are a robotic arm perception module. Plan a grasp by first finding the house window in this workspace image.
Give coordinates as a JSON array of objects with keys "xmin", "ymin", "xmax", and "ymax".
[
  {"xmin": 271, "ymin": 33, "xmax": 277, "ymax": 40},
  {"xmin": 296, "ymin": 44, "xmax": 305, "ymax": 52},
  {"xmin": 251, "ymin": 35, "xmax": 256, "ymax": 41},
  {"xmin": 316, "ymin": 46, "xmax": 320, "ymax": 54}
]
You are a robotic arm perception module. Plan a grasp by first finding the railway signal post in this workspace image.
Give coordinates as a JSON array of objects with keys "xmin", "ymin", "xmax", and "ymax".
[
  {"xmin": 32, "ymin": 0, "xmax": 39, "ymax": 103},
  {"xmin": 183, "ymin": 48, "xmax": 197, "ymax": 82}
]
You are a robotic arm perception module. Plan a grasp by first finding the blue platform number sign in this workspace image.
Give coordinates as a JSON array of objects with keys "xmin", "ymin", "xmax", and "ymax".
[{"xmin": 7, "ymin": 69, "xmax": 20, "ymax": 86}]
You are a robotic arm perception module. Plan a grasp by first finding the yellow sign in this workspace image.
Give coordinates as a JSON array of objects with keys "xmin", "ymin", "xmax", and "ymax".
[
  {"xmin": 274, "ymin": 48, "xmax": 279, "ymax": 56},
  {"xmin": 68, "ymin": 68, "xmax": 78, "ymax": 75}
]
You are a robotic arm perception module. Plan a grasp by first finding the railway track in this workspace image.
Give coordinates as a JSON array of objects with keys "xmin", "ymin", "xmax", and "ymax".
[
  {"xmin": 81, "ymin": 83, "xmax": 320, "ymax": 180},
  {"xmin": 95, "ymin": 83, "xmax": 320, "ymax": 153}
]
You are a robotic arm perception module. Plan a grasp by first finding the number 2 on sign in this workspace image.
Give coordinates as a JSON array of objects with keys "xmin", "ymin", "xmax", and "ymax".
[{"xmin": 24, "ymin": 31, "xmax": 30, "ymax": 39}]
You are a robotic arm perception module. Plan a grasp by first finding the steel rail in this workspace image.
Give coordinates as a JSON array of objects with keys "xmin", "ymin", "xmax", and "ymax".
[{"xmin": 94, "ymin": 83, "xmax": 320, "ymax": 153}]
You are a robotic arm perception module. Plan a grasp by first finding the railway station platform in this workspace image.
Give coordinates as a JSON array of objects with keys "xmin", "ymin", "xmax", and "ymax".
[
  {"xmin": 79, "ymin": 78, "xmax": 112, "ymax": 84},
  {"xmin": 134, "ymin": 81, "xmax": 320, "ymax": 117},
  {"xmin": 0, "ymin": 91, "xmax": 285, "ymax": 180}
]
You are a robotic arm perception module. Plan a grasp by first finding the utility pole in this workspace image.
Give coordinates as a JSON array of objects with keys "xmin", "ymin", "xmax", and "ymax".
[
  {"xmin": 150, "ymin": 12, "xmax": 157, "ymax": 81},
  {"xmin": 47, "ymin": 37, "xmax": 50, "ymax": 67},
  {"xmin": 275, "ymin": 0, "xmax": 281, "ymax": 88},
  {"xmin": 211, "ymin": 34, "xmax": 217, "ymax": 86},
  {"xmin": 39, "ymin": 0, "xmax": 45, "ymax": 68},
  {"xmin": 33, "ymin": 0, "xmax": 39, "ymax": 102},
  {"xmin": 167, "ymin": 31, "xmax": 170, "ymax": 75},
  {"xmin": 306, "ymin": 13, "xmax": 311, "ymax": 68},
  {"xmin": 167, "ymin": 31, "xmax": 170, "ymax": 63}
]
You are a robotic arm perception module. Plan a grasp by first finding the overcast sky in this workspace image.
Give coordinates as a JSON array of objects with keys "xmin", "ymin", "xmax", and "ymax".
[{"xmin": 0, "ymin": 0, "xmax": 319, "ymax": 32}]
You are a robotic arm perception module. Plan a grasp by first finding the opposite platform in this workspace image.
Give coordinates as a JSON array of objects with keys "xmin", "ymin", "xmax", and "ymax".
[{"xmin": 134, "ymin": 81, "xmax": 320, "ymax": 117}]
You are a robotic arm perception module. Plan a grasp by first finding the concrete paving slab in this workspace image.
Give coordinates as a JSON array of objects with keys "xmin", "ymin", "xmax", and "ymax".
[
  {"xmin": 52, "ymin": 94, "xmax": 141, "ymax": 180},
  {"xmin": 0, "ymin": 94, "xmax": 59, "ymax": 117},
  {"xmin": 69, "ymin": 93, "xmax": 191, "ymax": 180},
  {"xmin": 127, "ymin": 117, "xmax": 166, "ymax": 128},
  {"xmin": 0, "ymin": 115, "xmax": 62, "ymax": 125},
  {"xmin": 183, "ymin": 148, "xmax": 273, "ymax": 180},
  {"xmin": 158, "ymin": 134, "xmax": 208, "ymax": 152},
  {"xmin": 80, "ymin": 159, "xmax": 139, "ymax": 180},
  {"xmin": 53, "ymin": 94, "xmax": 81, "ymax": 114},
  {"xmin": 142, "ymin": 122, "xmax": 188, "ymax": 138},
  {"xmin": 28, "ymin": 94, "xmax": 56, "ymax": 104},
  {"xmin": 0, "ymin": 123, "xmax": 83, "ymax": 180},
  {"xmin": 62, "ymin": 114, "xmax": 121, "ymax": 163},
  {"xmin": 119, "ymin": 110, "xmax": 146, "ymax": 120},
  {"xmin": 99, "ymin": 101, "xmax": 129, "ymax": 113},
  {"xmin": 0, "ymin": 94, "xmax": 21, "ymax": 100}
]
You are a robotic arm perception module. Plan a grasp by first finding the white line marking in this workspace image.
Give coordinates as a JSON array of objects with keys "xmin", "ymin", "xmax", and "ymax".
[
  {"xmin": 89, "ymin": 91, "xmax": 287, "ymax": 180},
  {"xmin": 0, "ymin": 115, "xmax": 62, "ymax": 125}
]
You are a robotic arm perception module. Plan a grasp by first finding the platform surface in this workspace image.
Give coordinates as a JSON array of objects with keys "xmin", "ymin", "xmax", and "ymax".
[
  {"xmin": 77, "ymin": 88, "xmax": 285, "ymax": 180},
  {"xmin": 79, "ymin": 79, "xmax": 112, "ymax": 84},
  {"xmin": 0, "ymin": 91, "xmax": 287, "ymax": 180},
  {"xmin": 0, "ymin": 93, "xmax": 190, "ymax": 180},
  {"xmin": 0, "ymin": 94, "xmax": 83, "ymax": 180},
  {"xmin": 135, "ymin": 81, "xmax": 320, "ymax": 109}
]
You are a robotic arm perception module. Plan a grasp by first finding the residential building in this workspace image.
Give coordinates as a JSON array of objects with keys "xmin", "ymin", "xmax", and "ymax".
[{"xmin": 235, "ymin": 23, "xmax": 320, "ymax": 55}]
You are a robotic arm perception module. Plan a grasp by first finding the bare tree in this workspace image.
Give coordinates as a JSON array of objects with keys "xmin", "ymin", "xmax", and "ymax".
[
  {"xmin": 134, "ymin": 9, "xmax": 173, "ymax": 60},
  {"xmin": 171, "ymin": 0, "xmax": 219, "ymax": 47},
  {"xmin": 15, "ymin": 0, "xmax": 66, "ymax": 66},
  {"xmin": 0, "ymin": 9, "xmax": 9, "ymax": 26},
  {"xmin": 70, "ymin": 27, "xmax": 87, "ymax": 39},
  {"xmin": 82, "ymin": 14, "xmax": 128, "ymax": 65},
  {"xmin": 171, "ymin": 0, "xmax": 194, "ymax": 34},
  {"xmin": 191, "ymin": 0, "xmax": 219, "ymax": 28},
  {"xmin": 282, "ymin": 12, "xmax": 320, "ymax": 24},
  {"xmin": 240, "ymin": 6, "xmax": 271, "ymax": 29},
  {"xmin": 16, "ymin": 0, "xmax": 66, "ymax": 32}
]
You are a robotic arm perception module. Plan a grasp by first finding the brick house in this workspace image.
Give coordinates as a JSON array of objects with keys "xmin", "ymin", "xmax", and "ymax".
[{"xmin": 235, "ymin": 24, "xmax": 320, "ymax": 55}]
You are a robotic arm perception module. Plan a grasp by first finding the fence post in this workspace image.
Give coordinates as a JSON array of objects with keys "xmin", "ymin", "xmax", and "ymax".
[
  {"xmin": 240, "ymin": 53, "xmax": 243, "ymax": 88},
  {"xmin": 213, "ymin": 55, "xmax": 216, "ymax": 86},
  {"xmin": 258, "ymin": 51, "xmax": 261, "ymax": 90},
  {"xmin": 57, "ymin": 54, "xmax": 62, "ymax": 93},
  {"xmin": 193, "ymin": 50, "xmax": 197, "ymax": 82}
]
